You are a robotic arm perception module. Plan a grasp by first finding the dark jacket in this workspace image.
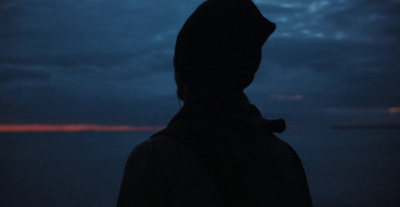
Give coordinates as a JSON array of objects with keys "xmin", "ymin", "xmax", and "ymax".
[{"xmin": 117, "ymin": 94, "xmax": 312, "ymax": 206}]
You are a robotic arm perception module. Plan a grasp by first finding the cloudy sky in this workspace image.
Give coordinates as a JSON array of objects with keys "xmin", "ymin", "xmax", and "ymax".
[{"xmin": 1, "ymin": 0, "xmax": 399, "ymax": 128}]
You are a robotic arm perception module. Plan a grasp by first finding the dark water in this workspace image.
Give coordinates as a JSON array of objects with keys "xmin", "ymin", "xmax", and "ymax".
[{"xmin": 0, "ymin": 129, "xmax": 399, "ymax": 207}]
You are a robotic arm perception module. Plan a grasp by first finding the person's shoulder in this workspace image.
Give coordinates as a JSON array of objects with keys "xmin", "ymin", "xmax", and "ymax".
[
  {"xmin": 126, "ymin": 133, "xmax": 196, "ymax": 168},
  {"xmin": 253, "ymin": 133, "xmax": 287, "ymax": 148},
  {"xmin": 132, "ymin": 133, "xmax": 188, "ymax": 156},
  {"xmin": 252, "ymin": 133, "xmax": 300, "ymax": 158}
]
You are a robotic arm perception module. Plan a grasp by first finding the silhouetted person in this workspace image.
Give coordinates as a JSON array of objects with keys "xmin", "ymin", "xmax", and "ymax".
[{"xmin": 117, "ymin": 0, "xmax": 313, "ymax": 206}]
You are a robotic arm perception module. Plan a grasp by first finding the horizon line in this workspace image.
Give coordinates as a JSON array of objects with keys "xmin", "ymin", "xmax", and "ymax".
[
  {"xmin": 330, "ymin": 124, "xmax": 400, "ymax": 130},
  {"xmin": 0, "ymin": 124, "xmax": 166, "ymax": 133}
]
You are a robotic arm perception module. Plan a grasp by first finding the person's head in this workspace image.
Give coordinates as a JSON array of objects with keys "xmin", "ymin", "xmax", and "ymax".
[{"xmin": 174, "ymin": 0, "xmax": 276, "ymax": 100}]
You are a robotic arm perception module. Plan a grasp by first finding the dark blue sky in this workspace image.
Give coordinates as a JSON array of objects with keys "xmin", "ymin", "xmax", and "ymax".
[{"xmin": 1, "ymin": 0, "xmax": 399, "ymax": 127}]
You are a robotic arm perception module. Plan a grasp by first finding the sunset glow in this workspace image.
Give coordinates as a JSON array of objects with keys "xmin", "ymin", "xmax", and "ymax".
[
  {"xmin": 388, "ymin": 107, "xmax": 400, "ymax": 114},
  {"xmin": 0, "ymin": 124, "xmax": 165, "ymax": 133}
]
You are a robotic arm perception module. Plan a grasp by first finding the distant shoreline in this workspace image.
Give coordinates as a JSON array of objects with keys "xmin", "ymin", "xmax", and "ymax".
[{"xmin": 330, "ymin": 124, "xmax": 400, "ymax": 130}]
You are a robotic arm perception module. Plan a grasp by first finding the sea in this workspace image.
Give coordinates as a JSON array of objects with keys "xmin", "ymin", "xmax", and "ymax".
[{"xmin": 1, "ymin": 128, "xmax": 399, "ymax": 207}]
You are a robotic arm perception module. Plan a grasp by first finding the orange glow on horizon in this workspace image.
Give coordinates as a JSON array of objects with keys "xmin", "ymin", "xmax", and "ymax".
[
  {"xmin": 388, "ymin": 107, "xmax": 400, "ymax": 113},
  {"xmin": 0, "ymin": 124, "xmax": 165, "ymax": 133}
]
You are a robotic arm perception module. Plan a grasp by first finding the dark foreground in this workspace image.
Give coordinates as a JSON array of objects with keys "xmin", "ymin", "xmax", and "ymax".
[{"xmin": 0, "ymin": 128, "xmax": 399, "ymax": 206}]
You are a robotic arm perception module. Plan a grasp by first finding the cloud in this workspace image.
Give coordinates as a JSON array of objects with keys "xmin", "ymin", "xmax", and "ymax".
[
  {"xmin": 0, "ymin": 0, "xmax": 187, "ymax": 68},
  {"xmin": 325, "ymin": 0, "xmax": 400, "ymax": 42},
  {"xmin": 0, "ymin": 66, "xmax": 50, "ymax": 84},
  {"xmin": 270, "ymin": 94, "xmax": 303, "ymax": 101}
]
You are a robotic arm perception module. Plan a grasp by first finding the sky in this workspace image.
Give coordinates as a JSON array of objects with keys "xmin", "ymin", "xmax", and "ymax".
[{"xmin": 1, "ymin": 0, "xmax": 399, "ymax": 128}]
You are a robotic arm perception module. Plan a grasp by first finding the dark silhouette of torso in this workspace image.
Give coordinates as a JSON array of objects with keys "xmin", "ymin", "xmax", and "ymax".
[{"xmin": 117, "ymin": 94, "xmax": 312, "ymax": 206}]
